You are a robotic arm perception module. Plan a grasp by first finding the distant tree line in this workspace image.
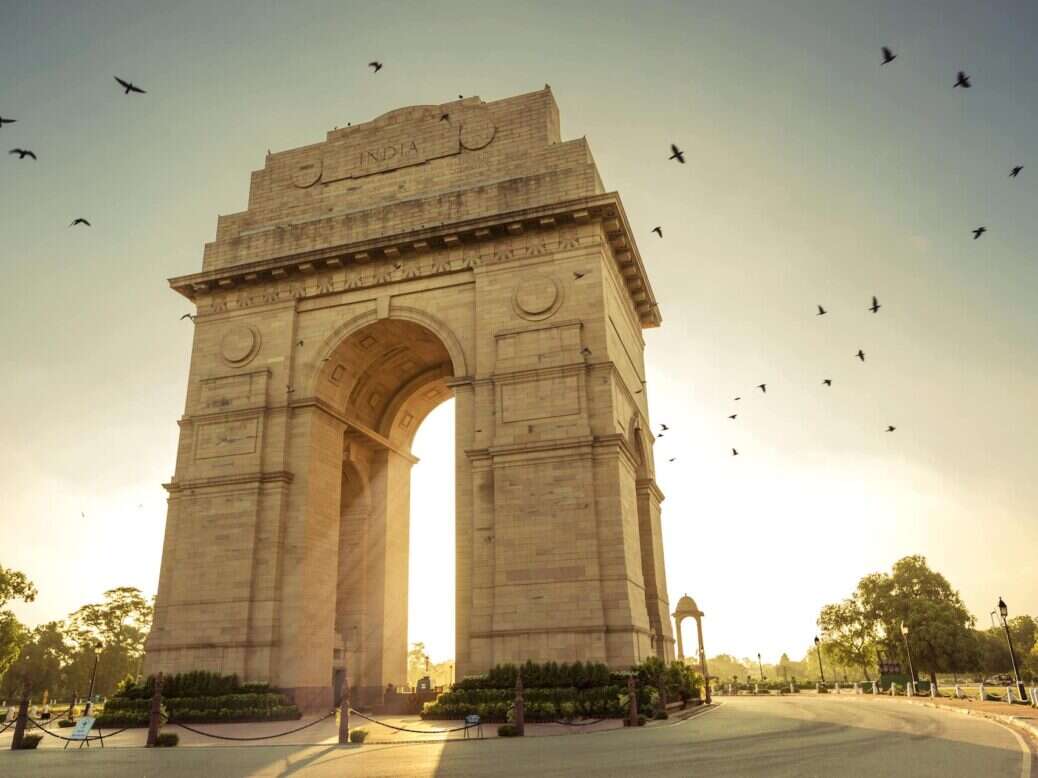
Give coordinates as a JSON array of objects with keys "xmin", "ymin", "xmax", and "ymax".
[
  {"xmin": 0, "ymin": 563, "xmax": 152, "ymax": 701},
  {"xmin": 705, "ymin": 556, "xmax": 1036, "ymax": 687}
]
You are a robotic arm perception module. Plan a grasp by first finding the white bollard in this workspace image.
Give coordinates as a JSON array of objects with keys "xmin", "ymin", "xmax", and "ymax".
[
  {"xmin": 1006, "ymin": 686, "xmax": 1014, "ymax": 704},
  {"xmin": 754, "ymin": 684, "xmax": 759, "ymax": 695},
  {"xmin": 955, "ymin": 684, "xmax": 963, "ymax": 699},
  {"xmin": 979, "ymin": 682, "xmax": 985, "ymax": 701},
  {"xmin": 872, "ymin": 681, "xmax": 878, "ymax": 695},
  {"xmin": 931, "ymin": 683, "xmax": 937, "ymax": 698},
  {"xmin": 790, "ymin": 681, "xmax": 795, "ymax": 694},
  {"xmin": 833, "ymin": 682, "xmax": 839, "ymax": 694},
  {"xmin": 890, "ymin": 684, "xmax": 896, "ymax": 697},
  {"xmin": 1030, "ymin": 687, "xmax": 1038, "ymax": 707}
]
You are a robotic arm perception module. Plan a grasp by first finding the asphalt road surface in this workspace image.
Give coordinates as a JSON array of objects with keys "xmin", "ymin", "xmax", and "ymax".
[{"xmin": 1, "ymin": 696, "xmax": 1032, "ymax": 777}]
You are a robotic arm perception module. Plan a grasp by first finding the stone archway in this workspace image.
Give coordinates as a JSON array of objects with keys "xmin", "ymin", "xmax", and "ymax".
[{"xmin": 145, "ymin": 87, "xmax": 674, "ymax": 710}]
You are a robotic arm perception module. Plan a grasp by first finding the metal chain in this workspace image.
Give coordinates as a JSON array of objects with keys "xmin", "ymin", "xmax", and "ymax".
[{"xmin": 166, "ymin": 710, "xmax": 336, "ymax": 741}]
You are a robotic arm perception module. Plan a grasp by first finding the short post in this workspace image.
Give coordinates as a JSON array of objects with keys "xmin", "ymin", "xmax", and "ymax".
[
  {"xmin": 834, "ymin": 681, "xmax": 840, "ymax": 694},
  {"xmin": 1006, "ymin": 686, "xmax": 1014, "ymax": 705},
  {"xmin": 930, "ymin": 683, "xmax": 937, "ymax": 699},
  {"xmin": 10, "ymin": 696, "xmax": 29, "ymax": 750},
  {"xmin": 753, "ymin": 683, "xmax": 759, "ymax": 695},
  {"xmin": 872, "ymin": 681, "xmax": 878, "ymax": 695},
  {"xmin": 954, "ymin": 684, "xmax": 963, "ymax": 699},
  {"xmin": 890, "ymin": 684, "xmax": 895, "ymax": 697},
  {"xmin": 338, "ymin": 669, "xmax": 350, "ymax": 745},
  {"xmin": 514, "ymin": 668, "xmax": 525, "ymax": 736},
  {"xmin": 146, "ymin": 673, "xmax": 163, "ymax": 747},
  {"xmin": 979, "ymin": 682, "xmax": 986, "ymax": 701},
  {"xmin": 790, "ymin": 681, "xmax": 795, "ymax": 694},
  {"xmin": 626, "ymin": 675, "xmax": 638, "ymax": 727}
]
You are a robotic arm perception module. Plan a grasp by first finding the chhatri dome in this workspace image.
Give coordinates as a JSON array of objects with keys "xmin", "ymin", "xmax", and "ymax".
[{"xmin": 673, "ymin": 594, "xmax": 703, "ymax": 618}]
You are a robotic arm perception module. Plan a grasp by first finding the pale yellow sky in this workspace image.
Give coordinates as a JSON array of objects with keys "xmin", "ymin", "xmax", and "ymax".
[{"xmin": 3, "ymin": 1, "xmax": 1036, "ymax": 666}]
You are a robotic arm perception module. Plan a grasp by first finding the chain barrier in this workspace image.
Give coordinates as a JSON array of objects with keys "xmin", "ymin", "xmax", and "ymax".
[
  {"xmin": 165, "ymin": 710, "xmax": 336, "ymax": 742},
  {"xmin": 0, "ymin": 719, "xmax": 14, "ymax": 736},
  {"xmin": 26, "ymin": 716, "xmax": 132, "ymax": 742},
  {"xmin": 348, "ymin": 709, "xmax": 478, "ymax": 735}
]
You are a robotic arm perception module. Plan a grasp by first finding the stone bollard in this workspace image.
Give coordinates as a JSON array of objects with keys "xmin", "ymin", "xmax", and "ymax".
[
  {"xmin": 146, "ymin": 672, "xmax": 164, "ymax": 747},
  {"xmin": 790, "ymin": 681, "xmax": 795, "ymax": 695},
  {"xmin": 930, "ymin": 683, "xmax": 937, "ymax": 699},
  {"xmin": 1006, "ymin": 686, "xmax": 1014, "ymax": 705},
  {"xmin": 955, "ymin": 684, "xmax": 963, "ymax": 699},
  {"xmin": 626, "ymin": 675, "xmax": 638, "ymax": 727},
  {"xmin": 515, "ymin": 668, "xmax": 526, "ymax": 736},
  {"xmin": 10, "ymin": 696, "xmax": 29, "ymax": 750},
  {"xmin": 753, "ymin": 684, "xmax": 759, "ymax": 695},
  {"xmin": 871, "ymin": 681, "xmax": 877, "ymax": 695},
  {"xmin": 1029, "ymin": 687, "xmax": 1038, "ymax": 707},
  {"xmin": 979, "ymin": 682, "xmax": 985, "ymax": 701},
  {"xmin": 337, "ymin": 670, "xmax": 350, "ymax": 745},
  {"xmin": 890, "ymin": 684, "xmax": 896, "ymax": 697},
  {"xmin": 834, "ymin": 682, "xmax": 840, "ymax": 694}
]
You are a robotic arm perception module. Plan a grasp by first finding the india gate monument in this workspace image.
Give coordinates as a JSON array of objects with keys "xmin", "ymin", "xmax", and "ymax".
[{"xmin": 144, "ymin": 88, "xmax": 674, "ymax": 710}]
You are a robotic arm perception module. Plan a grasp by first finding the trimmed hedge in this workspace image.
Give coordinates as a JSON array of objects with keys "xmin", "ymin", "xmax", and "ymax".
[
  {"xmin": 421, "ymin": 685, "xmax": 627, "ymax": 722},
  {"xmin": 98, "ymin": 688, "xmax": 300, "ymax": 728},
  {"xmin": 115, "ymin": 671, "xmax": 271, "ymax": 700},
  {"xmin": 453, "ymin": 661, "xmax": 620, "ymax": 691}
]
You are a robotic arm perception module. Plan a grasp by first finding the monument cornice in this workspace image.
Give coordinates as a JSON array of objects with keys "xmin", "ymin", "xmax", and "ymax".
[{"xmin": 169, "ymin": 193, "xmax": 662, "ymax": 328}]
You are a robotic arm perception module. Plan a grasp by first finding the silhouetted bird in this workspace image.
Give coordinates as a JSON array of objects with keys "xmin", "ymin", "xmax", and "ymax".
[
  {"xmin": 669, "ymin": 143, "xmax": 685, "ymax": 164},
  {"xmin": 886, "ymin": 425, "xmax": 896, "ymax": 432},
  {"xmin": 9, "ymin": 148, "xmax": 35, "ymax": 159},
  {"xmin": 652, "ymin": 226, "xmax": 663, "ymax": 238},
  {"xmin": 297, "ymin": 340, "xmax": 304, "ymax": 347},
  {"xmin": 728, "ymin": 414, "xmax": 737, "ymax": 420},
  {"xmin": 660, "ymin": 424, "xmax": 669, "ymax": 431},
  {"xmin": 114, "ymin": 76, "xmax": 146, "ymax": 94},
  {"xmin": 733, "ymin": 396, "xmax": 741, "ymax": 401},
  {"xmin": 856, "ymin": 349, "xmax": 866, "ymax": 362},
  {"xmin": 881, "ymin": 46, "xmax": 896, "ymax": 65},
  {"xmin": 368, "ymin": 61, "xmax": 383, "ymax": 73},
  {"xmin": 817, "ymin": 304, "xmax": 827, "ymax": 316},
  {"xmin": 69, "ymin": 218, "xmax": 91, "ymax": 227},
  {"xmin": 0, "ymin": 116, "xmax": 15, "ymax": 127},
  {"xmin": 869, "ymin": 295, "xmax": 881, "ymax": 313},
  {"xmin": 573, "ymin": 271, "xmax": 586, "ymax": 279},
  {"xmin": 822, "ymin": 379, "xmax": 832, "ymax": 386},
  {"xmin": 757, "ymin": 384, "xmax": 767, "ymax": 393},
  {"xmin": 180, "ymin": 313, "xmax": 196, "ymax": 322},
  {"xmin": 973, "ymin": 226, "xmax": 987, "ymax": 240},
  {"xmin": 668, "ymin": 457, "xmax": 676, "ymax": 462},
  {"xmin": 634, "ymin": 388, "xmax": 643, "ymax": 394},
  {"xmin": 656, "ymin": 433, "xmax": 664, "ymax": 438},
  {"xmin": 732, "ymin": 448, "xmax": 739, "ymax": 456},
  {"xmin": 954, "ymin": 71, "xmax": 971, "ymax": 88},
  {"xmin": 440, "ymin": 113, "xmax": 449, "ymax": 122},
  {"xmin": 1009, "ymin": 166, "xmax": 1023, "ymax": 178}
]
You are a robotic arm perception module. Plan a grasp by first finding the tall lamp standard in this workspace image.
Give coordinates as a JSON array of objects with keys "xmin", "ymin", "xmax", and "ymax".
[
  {"xmin": 84, "ymin": 641, "xmax": 103, "ymax": 715},
  {"xmin": 997, "ymin": 598, "xmax": 1027, "ymax": 699},
  {"xmin": 900, "ymin": 622, "xmax": 917, "ymax": 691},
  {"xmin": 757, "ymin": 653, "xmax": 764, "ymax": 681},
  {"xmin": 814, "ymin": 636, "xmax": 826, "ymax": 684}
]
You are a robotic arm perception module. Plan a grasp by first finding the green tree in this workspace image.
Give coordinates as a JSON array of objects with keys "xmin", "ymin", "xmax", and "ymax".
[
  {"xmin": 0, "ymin": 621, "xmax": 67, "ymax": 700},
  {"xmin": 857, "ymin": 556, "xmax": 978, "ymax": 687},
  {"xmin": 818, "ymin": 595, "xmax": 879, "ymax": 681},
  {"xmin": 0, "ymin": 565, "xmax": 36, "ymax": 681},
  {"xmin": 64, "ymin": 587, "xmax": 153, "ymax": 697},
  {"xmin": 407, "ymin": 642, "xmax": 429, "ymax": 687}
]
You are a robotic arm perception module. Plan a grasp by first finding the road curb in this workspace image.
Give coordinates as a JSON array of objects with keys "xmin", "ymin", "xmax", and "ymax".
[{"xmin": 915, "ymin": 700, "xmax": 1038, "ymax": 742}]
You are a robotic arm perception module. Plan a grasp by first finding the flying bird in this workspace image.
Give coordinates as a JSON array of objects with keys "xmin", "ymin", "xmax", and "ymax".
[
  {"xmin": 180, "ymin": 313, "xmax": 196, "ymax": 322},
  {"xmin": 733, "ymin": 396, "xmax": 741, "ymax": 401},
  {"xmin": 731, "ymin": 448, "xmax": 739, "ymax": 456},
  {"xmin": 881, "ymin": 46, "xmax": 896, "ymax": 65},
  {"xmin": 954, "ymin": 71, "xmax": 971, "ymax": 88},
  {"xmin": 114, "ymin": 76, "xmax": 146, "ymax": 94},
  {"xmin": 9, "ymin": 148, "xmax": 36, "ymax": 159},
  {"xmin": 886, "ymin": 425, "xmax": 896, "ymax": 432},
  {"xmin": 822, "ymin": 379, "xmax": 832, "ymax": 386},
  {"xmin": 656, "ymin": 433, "xmax": 664, "ymax": 439},
  {"xmin": 652, "ymin": 226, "xmax": 663, "ymax": 238},
  {"xmin": 660, "ymin": 424, "xmax": 669, "ymax": 431},
  {"xmin": 757, "ymin": 384, "xmax": 767, "ymax": 393},
  {"xmin": 1009, "ymin": 166, "xmax": 1023, "ymax": 178},
  {"xmin": 856, "ymin": 349, "xmax": 866, "ymax": 362},
  {"xmin": 668, "ymin": 457, "xmax": 676, "ymax": 462},
  {"xmin": 368, "ymin": 61, "xmax": 383, "ymax": 73},
  {"xmin": 573, "ymin": 271, "xmax": 586, "ymax": 279},
  {"xmin": 440, "ymin": 113, "xmax": 449, "ymax": 122},
  {"xmin": 728, "ymin": 414, "xmax": 737, "ymax": 420},
  {"xmin": 869, "ymin": 295, "xmax": 881, "ymax": 313},
  {"xmin": 69, "ymin": 218, "xmax": 91, "ymax": 227},
  {"xmin": 635, "ymin": 388, "xmax": 643, "ymax": 394},
  {"xmin": 972, "ymin": 226, "xmax": 987, "ymax": 240},
  {"xmin": 816, "ymin": 305, "xmax": 827, "ymax": 316},
  {"xmin": 0, "ymin": 116, "xmax": 15, "ymax": 127},
  {"xmin": 669, "ymin": 143, "xmax": 685, "ymax": 164}
]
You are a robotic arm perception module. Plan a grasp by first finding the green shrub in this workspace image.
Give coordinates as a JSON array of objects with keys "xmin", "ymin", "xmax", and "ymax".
[
  {"xmin": 637, "ymin": 715, "xmax": 646, "ymax": 726},
  {"xmin": 558, "ymin": 701, "xmax": 577, "ymax": 720},
  {"xmin": 16, "ymin": 734, "xmax": 42, "ymax": 749},
  {"xmin": 497, "ymin": 724, "xmax": 520, "ymax": 737},
  {"xmin": 349, "ymin": 728, "xmax": 368, "ymax": 743},
  {"xmin": 154, "ymin": 733, "xmax": 179, "ymax": 747},
  {"xmin": 654, "ymin": 710, "xmax": 669, "ymax": 720}
]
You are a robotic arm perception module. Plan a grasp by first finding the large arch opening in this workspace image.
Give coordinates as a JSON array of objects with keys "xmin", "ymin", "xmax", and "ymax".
[{"xmin": 315, "ymin": 317, "xmax": 456, "ymax": 705}]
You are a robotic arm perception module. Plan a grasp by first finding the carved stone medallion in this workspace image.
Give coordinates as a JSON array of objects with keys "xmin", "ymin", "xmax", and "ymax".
[
  {"xmin": 513, "ymin": 275, "xmax": 561, "ymax": 321},
  {"xmin": 221, "ymin": 325, "xmax": 261, "ymax": 367}
]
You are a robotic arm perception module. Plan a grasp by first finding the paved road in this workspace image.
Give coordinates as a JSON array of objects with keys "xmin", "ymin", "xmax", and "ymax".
[{"xmin": 0, "ymin": 696, "xmax": 1032, "ymax": 777}]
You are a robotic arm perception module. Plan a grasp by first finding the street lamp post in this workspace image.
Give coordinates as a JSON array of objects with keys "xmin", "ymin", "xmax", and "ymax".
[
  {"xmin": 757, "ymin": 653, "xmax": 764, "ymax": 681},
  {"xmin": 900, "ymin": 622, "xmax": 917, "ymax": 692},
  {"xmin": 84, "ymin": 641, "xmax": 103, "ymax": 715},
  {"xmin": 814, "ymin": 636, "xmax": 826, "ymax": 684},
  {"xmin": 997, "ymin": 598, "xmax": 1027, "ymax": 699}
]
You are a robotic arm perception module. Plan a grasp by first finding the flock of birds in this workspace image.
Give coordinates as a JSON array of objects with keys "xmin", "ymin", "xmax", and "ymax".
[
  {"xmin": 652, "ymin": 47, "xmax": 1025, "ymax": 460},
  {"xmin": 4, "ymin": 76, "xmax": 146, "ymax": 227},
  {"xmin": 7, "ymin": 53, "xmax": 1026, "ymax": 463}
]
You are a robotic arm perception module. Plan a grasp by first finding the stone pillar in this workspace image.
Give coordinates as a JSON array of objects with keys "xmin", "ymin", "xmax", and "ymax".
[{"xmin": 674, "ymin": 615, "xmax": 685, "ymax": 660}]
